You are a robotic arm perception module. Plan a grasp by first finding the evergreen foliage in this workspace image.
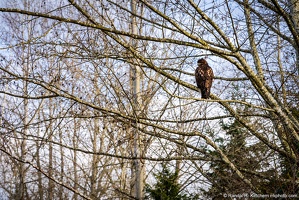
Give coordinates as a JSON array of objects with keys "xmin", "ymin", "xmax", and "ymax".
[
  {"xmin": 205, "ymin": 118, "xmax": 299, "ymax": 198},
  {"xmin": 145, "ymin": 164, "xmax": 198, "ymax": 200}
]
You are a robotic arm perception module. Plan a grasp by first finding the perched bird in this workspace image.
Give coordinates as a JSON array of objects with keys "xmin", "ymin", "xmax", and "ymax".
[{"xmin": 195, "ymin": 58, "xmax": 214, "ymax": 99}]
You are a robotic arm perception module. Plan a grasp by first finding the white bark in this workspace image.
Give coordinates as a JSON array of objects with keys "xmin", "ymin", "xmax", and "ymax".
[{"xmin": 130, "ymin": 0, "xmax": 145, "ymax": 199}]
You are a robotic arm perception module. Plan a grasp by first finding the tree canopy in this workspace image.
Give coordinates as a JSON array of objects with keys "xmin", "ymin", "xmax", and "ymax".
[{"xmin": 0, "ymin": 0, "xmax": 298, "ymax": 199}]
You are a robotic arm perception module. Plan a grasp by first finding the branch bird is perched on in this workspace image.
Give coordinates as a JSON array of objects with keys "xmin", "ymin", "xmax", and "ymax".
[{"xmin": 195, "ymin": 58, "xmax": 214, "ymax": 99}]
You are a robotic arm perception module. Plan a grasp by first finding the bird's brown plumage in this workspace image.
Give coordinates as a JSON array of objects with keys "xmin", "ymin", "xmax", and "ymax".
[{"xmin": 195, "ymin": 58, "xmax": 214, "ymax": 99}]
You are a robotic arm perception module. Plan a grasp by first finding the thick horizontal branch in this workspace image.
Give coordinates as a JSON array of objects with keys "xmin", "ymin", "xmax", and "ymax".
[
  {"xmin": 0, "ymin": 91, "xmax": 58, "ymax": 99},
  {"xmin": 160, "ymin": 67, "xmax": 249, "ymax": 81}
]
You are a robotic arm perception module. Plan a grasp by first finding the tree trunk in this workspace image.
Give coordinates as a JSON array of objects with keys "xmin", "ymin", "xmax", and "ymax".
[
  {"xmin": 130, "ymin": 0, "xmax": 145, "ymax": 199},
  {"xmin": 289, "ymin": 0, "xmax": 299, "ymax": 72}
]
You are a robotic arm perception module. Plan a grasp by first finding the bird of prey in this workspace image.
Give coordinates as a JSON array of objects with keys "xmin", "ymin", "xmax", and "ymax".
[{"xmin": 195, "ymin": 58, "xmax": 214, "ymax": 99}]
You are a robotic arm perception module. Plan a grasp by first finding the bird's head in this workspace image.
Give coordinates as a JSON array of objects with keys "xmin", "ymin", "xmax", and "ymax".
[{"xmin": 197, "ymin": 58, "xmax": 207, "ymax": 65}]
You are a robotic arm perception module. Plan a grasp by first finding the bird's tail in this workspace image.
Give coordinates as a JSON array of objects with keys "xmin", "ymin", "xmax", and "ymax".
[{"xmin": 201, "ymin": 89, "xmax": 210, "ymax": 99}]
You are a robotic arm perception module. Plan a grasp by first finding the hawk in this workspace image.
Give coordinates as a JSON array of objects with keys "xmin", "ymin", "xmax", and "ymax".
[{"xmin": 195, "ymin": 58, "xmax": 214, "ymax": 99}]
